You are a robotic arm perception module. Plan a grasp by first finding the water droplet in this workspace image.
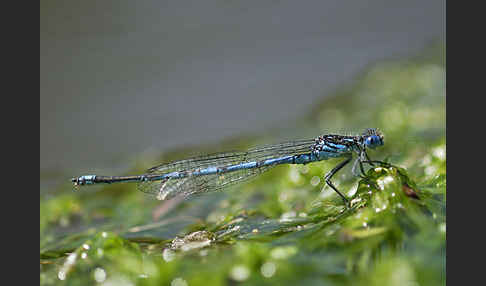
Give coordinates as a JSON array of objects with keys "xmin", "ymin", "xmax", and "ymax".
[
  {"xmin": 261, "ymin": 262, "xmax": 276, "ymax": 278},
  {"xmin": 310, "ymin": 176, "xmax": 320, "ymax": 186},
  {"xmin": 280, "ymin": 211, "xmax": 296, "ymax": 222},
  {"xmin": 289, "ymin": 168, "xmax": 301, "ymax": 183},
  {"xmin": 347, "ymin": 184, "xmax": 358, "ymax": 196},
  {"xmin": 377, "ymin": 175, "xmax": 394, "ymax": 190},
  {"xmin": 439, "ymin": 223, "xmax": 446, "ymax": 233},
  {"xmin": 163, "ymin": 248, "xmax": 175, "ymax": 262},
  {"xmin": 383, "ymin": 176, "xmax": 394, "ymax": 184},
  {"xmin": 270, "ymin": 246, "xmax": 297, "ymax": 260},
  {"xmin": 171, "ymin": 277, "xmax": 188, "ymax": 286},
  {"xmin": 433, "ymin": 146, "xmax": 446, "ymax": 160},
  {"xmin": 93, "ymin": 267, "xmax": 106, "ymax": 283},
  {"xmin": 230, "ymin": 265, "xmax": 250, "ymax": 281},
  {"xmin": 425, "ymin": 165, "xmax": 438, "ymax": 176}
]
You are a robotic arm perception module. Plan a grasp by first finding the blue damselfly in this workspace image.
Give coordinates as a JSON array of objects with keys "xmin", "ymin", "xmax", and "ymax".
[{"xmin": 72, "ymin": 128, "xmax": 385, "ymax": 206}]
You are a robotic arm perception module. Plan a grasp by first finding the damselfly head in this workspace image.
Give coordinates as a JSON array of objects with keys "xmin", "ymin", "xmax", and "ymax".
[{"xmin": 362, "ymin": 128, "xmax": 384, "ymax": 149}]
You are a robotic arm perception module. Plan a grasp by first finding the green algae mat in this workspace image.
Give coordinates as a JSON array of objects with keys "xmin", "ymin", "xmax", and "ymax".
[{"xmin": 40, "ymin": 44, "xmax": 445, "ymax": 286}]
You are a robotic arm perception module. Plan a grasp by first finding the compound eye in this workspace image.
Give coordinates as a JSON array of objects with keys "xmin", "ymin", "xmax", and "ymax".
[
  {"xmin": 365, "ymin": 135, "xmax": 380, "ymax": 147},
  {"xmin": 365, "ymin": 136, "xmax": 373, "ymax": 145}
]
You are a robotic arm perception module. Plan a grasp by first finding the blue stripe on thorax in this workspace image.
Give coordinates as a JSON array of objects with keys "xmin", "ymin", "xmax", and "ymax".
[{"xmin": 324, "ymin": 142, "xmax": 348, "ymax": 150}]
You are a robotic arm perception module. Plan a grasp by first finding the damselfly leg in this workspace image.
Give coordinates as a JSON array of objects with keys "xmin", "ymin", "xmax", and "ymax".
[{"xmin": 324, "ymin": 155, "xmax": 352, "ymax": 206}]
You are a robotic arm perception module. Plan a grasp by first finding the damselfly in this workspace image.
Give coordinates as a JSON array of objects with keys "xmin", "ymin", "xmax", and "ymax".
[{"xmin": 72, "ymin": 128, "xmax": 385, "ymax": 206}]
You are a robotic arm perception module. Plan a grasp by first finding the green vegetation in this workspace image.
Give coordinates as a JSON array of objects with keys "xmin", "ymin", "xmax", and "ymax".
[{"xmin": 40, "ymin": 43, "xmax": 445, "ymax": 286}]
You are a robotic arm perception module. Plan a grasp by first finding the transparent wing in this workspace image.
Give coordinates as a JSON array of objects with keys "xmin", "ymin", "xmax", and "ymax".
[
  {"xmin": 146, "ymin": 139, "xmax": 314, "ymax": 174},
  {"xmin": 138, "ymin": 165, "xmax": 274, "ymax": 200},
  {"xmin": 137, "ymin": 139, "xmax": 314, "ymax": 200}
]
